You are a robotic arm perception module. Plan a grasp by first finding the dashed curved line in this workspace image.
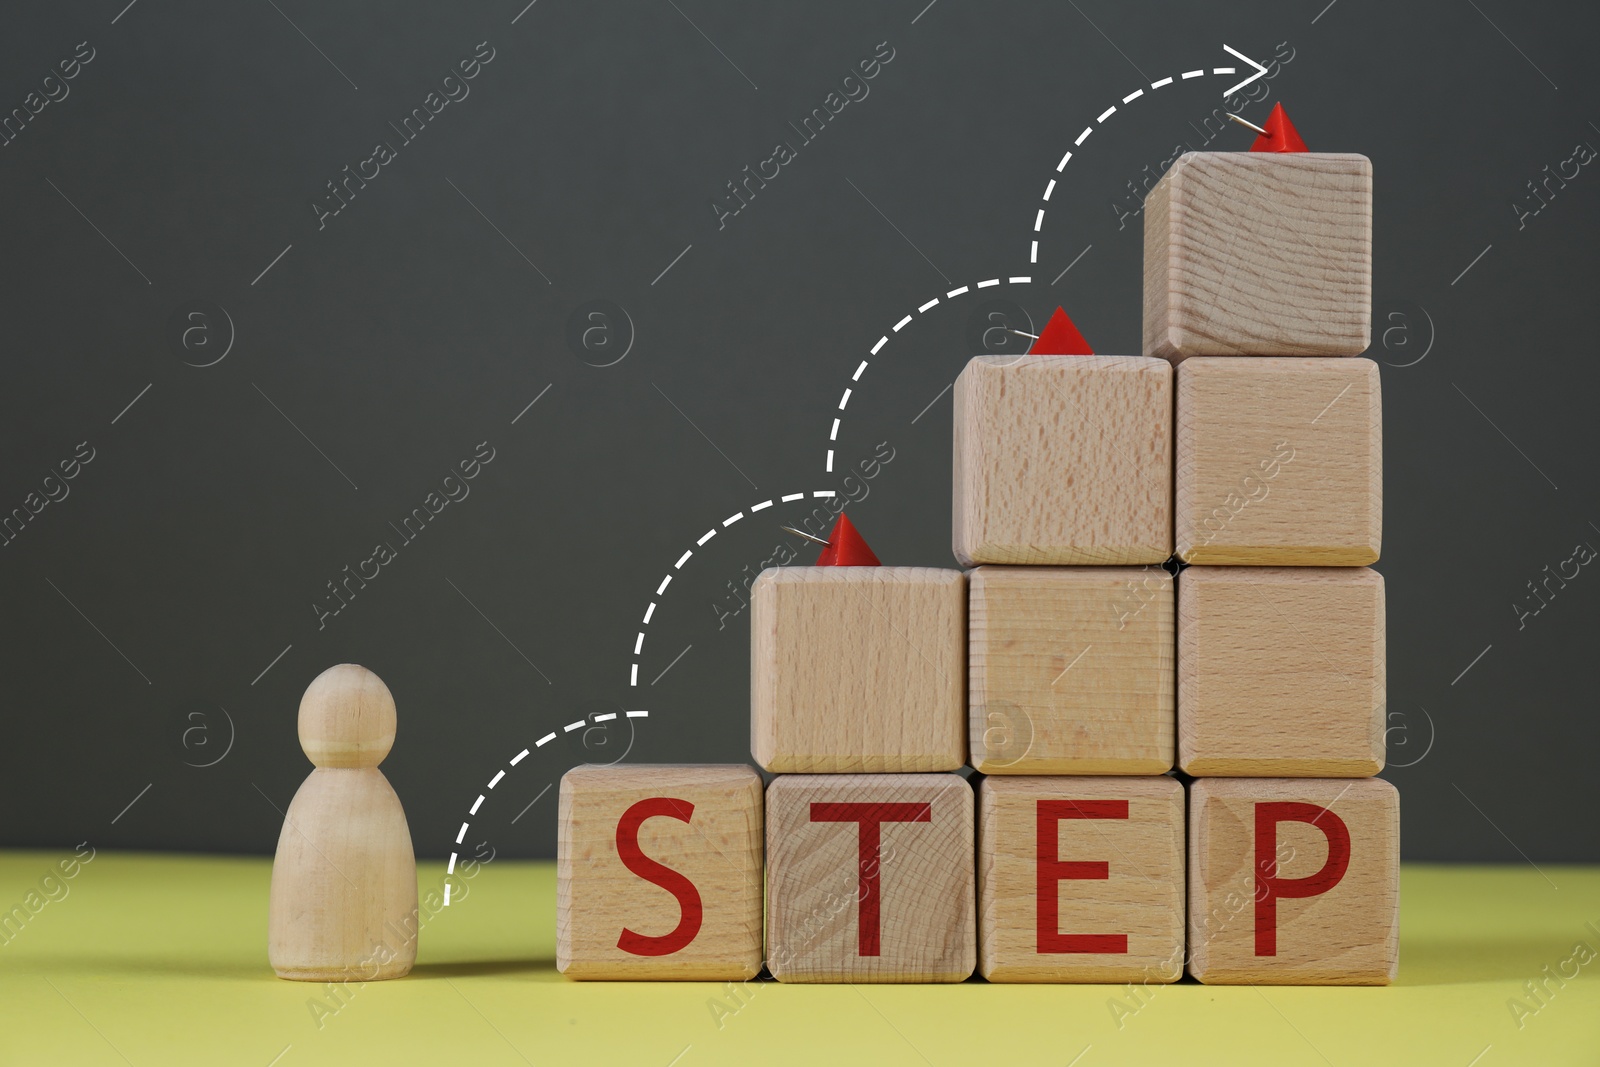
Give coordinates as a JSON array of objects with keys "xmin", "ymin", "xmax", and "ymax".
[
  {"xmin": 449, "ymin": 67, "xmax": 1251, "ymax": 909},
  {"xmin": 441, "ymin": 77, "xmax": 1237, "ymax": 901},
  {"xmin": 1029, "ymin": 68, "xmax": 1235, "ymax": 265},
  {"xmin": 820, "ymin": 277, "xmax": 1035, "ymax": 473},
  {"xmin": 442, "ymin": 708, "xmax": 654, "ymax": 905},
  {"xmin": 628, "ymin": 491, "xmax": 838, "ymax": 686}
]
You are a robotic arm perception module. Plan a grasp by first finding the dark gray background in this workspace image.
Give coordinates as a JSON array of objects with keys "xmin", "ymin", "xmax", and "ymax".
[{"xmin": 1, "ymin": 0, "xmax": 1594, "ymax": 864}]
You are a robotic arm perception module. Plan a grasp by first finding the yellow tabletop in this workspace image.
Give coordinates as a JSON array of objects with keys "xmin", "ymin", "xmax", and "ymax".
[{"xmin": 1, "ymin": 851, "xmax": 1595, "ymax": 1066}]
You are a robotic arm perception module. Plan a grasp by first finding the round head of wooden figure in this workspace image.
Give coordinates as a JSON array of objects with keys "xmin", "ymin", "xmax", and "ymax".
[{"xmin": 297, "ymin": 663, "xmax": 396, "ymax": 768}]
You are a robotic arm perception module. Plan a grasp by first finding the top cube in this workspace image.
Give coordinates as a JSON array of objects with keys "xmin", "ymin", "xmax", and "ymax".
[{"xmin": 1142, "ymin": 152, "xmax": 1372, "ymax": 361}]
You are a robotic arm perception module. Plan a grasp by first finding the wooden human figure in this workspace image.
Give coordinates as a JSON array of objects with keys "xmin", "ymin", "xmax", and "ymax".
[{"xmin": 269, "ymin": 664, "xmax": 418, "ymax": 981}]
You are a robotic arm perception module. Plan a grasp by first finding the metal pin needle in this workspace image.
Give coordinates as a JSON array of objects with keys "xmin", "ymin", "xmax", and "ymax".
[
  {"xmin": 780, "ymin": 525, "xmax": 829, "ymax": 546},
  {"xmin": 1226, "ymin": 112, "xmax": 1270, "ymax": 136}
]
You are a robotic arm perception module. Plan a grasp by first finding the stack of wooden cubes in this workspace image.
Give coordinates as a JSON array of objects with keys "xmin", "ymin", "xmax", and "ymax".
[
  {"xmin": 1146, "ymin": 148, "xmax": 1396, "ymax": 984},
  {"xmin": 952, "ymin": 308, "xmax": 1185, "ymax": 985},
  {"xmin": 556, "ymin": 145, "xmax": 1396, "ymax": 987},
  {"xmin": 557, "ymin": 561, "xmax": 974, "ymax": 983}
]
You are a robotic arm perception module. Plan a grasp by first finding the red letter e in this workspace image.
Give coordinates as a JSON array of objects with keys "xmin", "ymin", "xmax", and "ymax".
[{"xmin": 1036, "ymin": 799, "xmax": 1129, "ymax": 953}]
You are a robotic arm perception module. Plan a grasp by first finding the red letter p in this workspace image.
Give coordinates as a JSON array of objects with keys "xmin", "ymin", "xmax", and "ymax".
[{"xmin": 1254, "ymin": 801, "xmax": 1351, "ymax": 956}]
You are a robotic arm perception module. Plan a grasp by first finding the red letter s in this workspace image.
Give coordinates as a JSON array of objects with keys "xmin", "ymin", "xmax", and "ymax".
[{"xmin": 614, "ymin": 797, "xmax": 703, "ymax": 956}]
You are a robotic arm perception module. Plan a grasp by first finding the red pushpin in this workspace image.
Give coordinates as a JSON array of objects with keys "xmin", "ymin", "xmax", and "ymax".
[
  {"xmin": 813, "ymin": 513, "xmax": 880, "ymax": 566},
  {"xmin": 1025, "ymin": 307, "xmax": 1094, "ymax": 356},
  {"xmin": 1242, "ymin": 102, "xmax": 1309, "ymax": 153}
]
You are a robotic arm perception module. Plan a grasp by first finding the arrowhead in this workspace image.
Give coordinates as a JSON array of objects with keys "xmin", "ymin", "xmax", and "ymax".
[
  {"xmin": 1249, "ymin": 102, "xmax": 1309, "ymax": 153},
  {"xmin": 815, "ymin": 513, "xmax": 881, "ymax": 566},
  {"xmin": 1028, "ymin": 307, "xmax": 1095, "ymax": 356},
  {"xmin": 1222, "ymin": 44, "xmax": 1269, "ymax": 98}
]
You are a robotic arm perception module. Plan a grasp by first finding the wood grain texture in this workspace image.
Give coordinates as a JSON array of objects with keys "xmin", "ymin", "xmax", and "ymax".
[
  {"xmin": 1143, "ymin": 152, "xmax": 1373, "ymax": 360},
  {"xmin": 751, "ymin": 566, "xmax": 965, "ymax": 773},
  {"xmin": 1176, "ymin": 357, "xmax": 1381, "ymax": 565},
  {"xmin": 765, "ymin": 773, "xmax": 974, "ymax": 982},
  {"xmin": 557, "ymin": 764, "xmax": 763, "ymax": 980},
  {"xmin": 269, "ymin": 665, "xmax": 417, "ymax": 982},
  {"xmin": 952, "ymin": 355, "xmax": 1173, "ymax": 566},
  {"xmin": 979, "ymin": 776, "xmax": 1184, "ymax": 983},
  {"xmin": 1178, "ymin": 566, "xmax": 1385, "ymax": 777},
  {"xmin": 1188, "ymin": 777, "xmax": 1399, "ymax": 985},
  {"xmin": 969, "ymin": 566, "xmax": 1173, "ymax": 775}
]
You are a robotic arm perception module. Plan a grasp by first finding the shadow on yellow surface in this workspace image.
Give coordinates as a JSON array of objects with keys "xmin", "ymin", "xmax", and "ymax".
[
  {"xmin": 409, "ymin": 959, "xmax": 557, "ymax": 979},
  {"xmin": 1400, "ymin": 935, "xmax": 1568, "ymax": 985}
]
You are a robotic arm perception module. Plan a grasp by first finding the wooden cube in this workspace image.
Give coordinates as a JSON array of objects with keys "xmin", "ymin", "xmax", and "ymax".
[
  {"xmin": 1177, "ymin": 357, "xmax": 1381, "ymax": 565},
  {"xmin": 979, "ymin": 776, "xmax": 1184, "ymax": 983},
  {"xmin": 765, "ymin": 773, "xmax": 974, "ymax": 982},
  {"xmin": 751, "ymin": 567, "xmax": 965, "ymax": 773},
  {"xmin": 1143, "ymin": 152, "xmax": 1373, "ymax": 360},
  {"xmin": 557, "ymin": 764, "xmax": 762, "ymax": 980},
  {"xmin": 1178, "ymin": 566, "xmax": 1385, "ymax": 777},
  {"xmin": 952, "ymin": 355, "xmax": 1172, "ymax": 566},
  {"xmin": 1189, "ymin": 777, "xmax": 1399, "ymax": 984},
  {"xmin": 969, "ymin": 566, "xmax": 1173, "ymax": 774}
]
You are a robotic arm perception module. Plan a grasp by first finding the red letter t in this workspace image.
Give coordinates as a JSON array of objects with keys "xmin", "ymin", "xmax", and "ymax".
[{"xmin": 810, "ymin": 801, "xmax": 931, "ymax": 956}]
